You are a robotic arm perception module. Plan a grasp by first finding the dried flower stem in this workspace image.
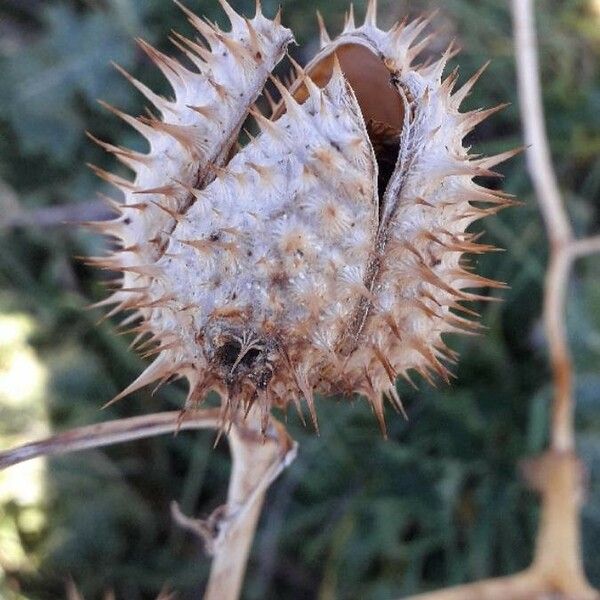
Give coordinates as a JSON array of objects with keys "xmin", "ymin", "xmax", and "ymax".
[
  {"xmin": 570, "ymin": 235, "xmax": 600, "ymax": 259},
  {"xmin": 512, "ymin": 0, "xmax": 597, "ymax": 592},
  {"xmin": 405, "ymin": 1, "xmax": 600, "ymax": 598},
  {"xmin": 405, "ymin": 571, "xmax": 545, "ymax": 600},
  {"xmin": 512, "ymin": 0, "xmax": 572, "ymax": 248},
  {"xmin": 202, "ymin": 410, "xmax": 297, "ymax": 600},
  {"xmin": 0, "ymin": 410, "xmax": 220, "ymax": 469},
  {"xmin": 513, "ymin": 0, "xmax": 575, "ymax": 454},
  {"xmin": 0, "ymin": 199, "xmax": 112, "ymax": 230},
  {"xmin": 0, "ymin": 408, "xmax": 297, "ymax": 600}
]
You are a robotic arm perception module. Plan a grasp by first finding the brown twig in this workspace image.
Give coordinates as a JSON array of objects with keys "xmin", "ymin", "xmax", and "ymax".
[
  {"xmin": 0, "ymin": 410, "xmax": 220, "ymax": 469},
  {"xmin": 512, "ymin": 1, "xmax": 597, "ymax": 592},
  {"xmin": 0, "ymin": 407, "xmax": 297, "ymax": 600},
  {"xmin": 0, "ymin": 199, "xmax": 112, "ymax": 230},
  {"xmin": 201, "ymin": 410, "xmax": 297, "ymax": 600},
  {"xmin": 405, "ymin": 1, "xmax": 600, "ymax": 598}
]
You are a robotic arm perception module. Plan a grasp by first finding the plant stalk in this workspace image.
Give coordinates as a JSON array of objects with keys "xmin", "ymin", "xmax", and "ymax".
[{"xmin": 203, "ymin": 411, "xmax": 297, "ymax": 600}]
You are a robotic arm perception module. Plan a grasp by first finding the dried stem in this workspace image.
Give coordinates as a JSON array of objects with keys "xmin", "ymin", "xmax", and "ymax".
[
  {"xmin": 512, "ymin": 3, "xmax": 595, "ymax": 592},
  {"xmin": 405, "ymin": 1, "xmax": 600, "ymax": 598},
  {"xmin": 513, "ymin": 0, "xmax": 574, "ymax": 453},
  {"xmin": 512, "ymin": 0, "xmax": 572, "ymax": 248},
  {"xmin": 0, "ymin": 198, "xmax": 112, "ymax": 230},
  {"xmin": 0, "ymin": 410, "xmax": 220, "ymax": 469},
  {"xmin": 0, "ymin": 408, "xmax": 298, "ymax": 600},
  {"xmin": 202, "ymin": 410, "xmax": 297, "ymax": 600},
  {"xmin": 405, "ymin": 571, "xmax": 545, "ymax": 600},
  {"xmin": 570, "ymin": 235, "xmax": 600, "ymax": 259},
  {"xmin": 544, "ymin": 252, "xmax": 574, "ymax": 452}
]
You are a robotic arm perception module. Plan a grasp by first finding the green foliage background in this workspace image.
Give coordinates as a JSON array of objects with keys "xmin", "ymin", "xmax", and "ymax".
[{"xmin": 0, "ymin": 0, "xmax": 599, "ymax": 598}]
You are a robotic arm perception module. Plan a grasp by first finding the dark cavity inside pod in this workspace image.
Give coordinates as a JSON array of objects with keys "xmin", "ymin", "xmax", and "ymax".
[{"xmin": 285, "ymin": 43, "xmax": 405, "ymax": 204}]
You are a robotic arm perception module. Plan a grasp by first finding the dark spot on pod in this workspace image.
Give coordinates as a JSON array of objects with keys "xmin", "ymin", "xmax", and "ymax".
[{"xmin": 215, "ymin": 340, "xmax": 242, "ymax": 369}]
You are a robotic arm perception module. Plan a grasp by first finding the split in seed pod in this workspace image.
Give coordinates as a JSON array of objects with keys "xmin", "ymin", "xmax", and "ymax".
[{"xmin": 88, "ymin": 0, "xmax": 518, "ymax": 434}]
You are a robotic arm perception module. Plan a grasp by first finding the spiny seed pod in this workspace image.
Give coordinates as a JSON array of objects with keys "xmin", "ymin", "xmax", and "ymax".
[{"xmin": 89, "ymin": 0, "xmax": 516, "ymax": 434}]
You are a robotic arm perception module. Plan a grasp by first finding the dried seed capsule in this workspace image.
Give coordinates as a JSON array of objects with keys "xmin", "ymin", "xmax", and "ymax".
[{"xmin": 90, "ymin": 1, "xmax": 516, "ymax": 433}]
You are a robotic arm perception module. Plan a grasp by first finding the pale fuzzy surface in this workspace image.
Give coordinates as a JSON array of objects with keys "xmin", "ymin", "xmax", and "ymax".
[
  {"xmin": 97, "ymin": 4, "xmax": 293, "ymax": 316},
  {"xmin": 147, "ymin": 70, "xmax": 377, "ymax": 376},
  {"xmin": 93, "ymin": 1, "xmax": 512, "ymax": 430}
]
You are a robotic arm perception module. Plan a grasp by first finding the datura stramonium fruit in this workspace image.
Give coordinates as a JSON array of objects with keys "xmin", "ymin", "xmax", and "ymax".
[{"xmin": 89, "ymin": 0, "xmax": 516, "ymax": 433}]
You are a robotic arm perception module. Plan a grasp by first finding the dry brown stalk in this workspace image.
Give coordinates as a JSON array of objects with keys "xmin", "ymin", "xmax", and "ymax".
[
  {"xmin": 0, "ymin": 410, "xmax": 220, "ymax": 469},
  {"xmin": 0, "ymin": 408, "xmax": 297, "ymax": 600},
  {"xmin": 0, "ymin": 196, "xmax": 112, "ymax": 230},
  {"xmin": 404, "ymin": 1, "xmax": 600, "ymax": 598},
  {"xmin": 200, "ymin": 410, "xmax": 297, "ymax": 600}
]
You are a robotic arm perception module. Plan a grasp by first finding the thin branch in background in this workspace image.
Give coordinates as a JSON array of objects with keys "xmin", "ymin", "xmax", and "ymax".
[
  {"xmin": 405, "ymin": 0, "xmax": 600, "ymax": 598},
  {"xmin": 0, "ymin": 197, "xmax": 112, "ymax": 230},
  {"xmin": 0, "ymin": 407, "xmax": 298, "ymax": 600},
  {"xmin": 513, "ymin": 0, "xmax": 575, "ymax": 454},
  {"xmin": 0, "ymin": 410, "xmax": 220, "ymax": 469},
  {"xmin": 571, "ymin": 235, "xmax": 600, "ymax": 259},
  {"xmin": 512, "ymin": 0, "xmax": 572, "ymax": 248},
  {"xmin": 0, "ymin": 176, "xmax": 114, "ymax": 230}
]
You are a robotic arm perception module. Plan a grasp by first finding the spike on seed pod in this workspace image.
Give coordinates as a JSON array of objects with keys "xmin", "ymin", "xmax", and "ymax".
[{"xmin": 88, "ymin": 2, "xmax": 515, "ymax": 433}]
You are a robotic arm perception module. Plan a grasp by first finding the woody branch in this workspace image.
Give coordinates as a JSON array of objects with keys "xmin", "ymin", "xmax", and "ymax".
[
  {"xmin": 403, "ymin": 1, "xmax": 600, "ymax": 598},
  {"xmin": 0, "ymin": 408, "xmax": 297, "ymax": 600}
]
